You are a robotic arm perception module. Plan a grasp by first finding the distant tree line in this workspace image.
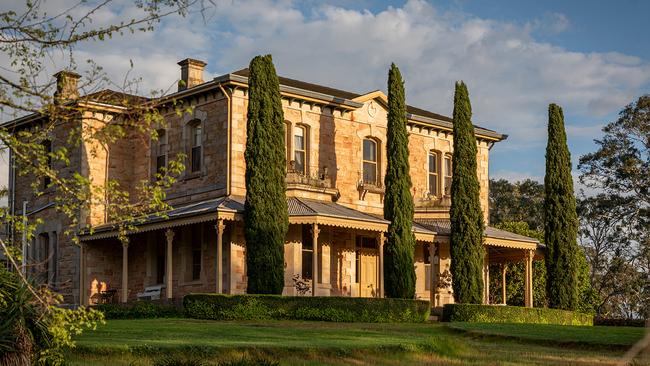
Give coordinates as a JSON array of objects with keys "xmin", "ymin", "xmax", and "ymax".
[{"xmin": 489, "ymin": 95, "xmax": 650, "ymax": 319}]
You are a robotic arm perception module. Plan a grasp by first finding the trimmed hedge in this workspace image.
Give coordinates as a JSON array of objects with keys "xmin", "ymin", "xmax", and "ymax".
[
  {"xmin": 594, "ymin": 317, "xmax": 647, "ymax": 327},
  {"xmin": 183, "ymin": 294, "xmax": 430, "ymax": 323},
  {"xmin": 441, "ymin": 304, "xmax": 592, "ymax": 326},
  {"xmin": 96, "ymin": 301, "xmax": 183, "ymax": 319}
]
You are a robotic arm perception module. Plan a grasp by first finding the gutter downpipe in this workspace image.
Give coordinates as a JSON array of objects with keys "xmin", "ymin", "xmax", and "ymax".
[
  {"xmin": 9, "ymin": 148, "xmax": 15, "ymax": 238},
  {"xmin": 218, "ymin": 84, "xmax": 232, "ymax": 197}
]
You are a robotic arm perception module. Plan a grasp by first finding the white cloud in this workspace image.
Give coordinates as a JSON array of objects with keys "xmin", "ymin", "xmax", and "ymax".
[
  {"xmin": 2, "ymin": 0, "xmax": 649, "ymax": 187},
  {"xmin": 186, "ymin": 0, "xmax": 649, "ymax": 151}
]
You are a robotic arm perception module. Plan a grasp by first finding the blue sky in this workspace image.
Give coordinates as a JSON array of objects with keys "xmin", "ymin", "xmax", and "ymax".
[{"xmin": 3, "ymin": 0, "xmax": 649, "ymax": 186}]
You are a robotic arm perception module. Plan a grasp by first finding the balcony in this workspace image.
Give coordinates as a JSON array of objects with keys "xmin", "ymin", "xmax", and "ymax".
[
  {"xmin": 286, "ymin": 161, "xmax": 338, "ymax": 198},
  {"xmin": 415, "ymin": 194, "xmax": 451, "ymax": 210},
  {"xmin": 357, "ymin": 180, "xmax": 384, "ymax": 200}
]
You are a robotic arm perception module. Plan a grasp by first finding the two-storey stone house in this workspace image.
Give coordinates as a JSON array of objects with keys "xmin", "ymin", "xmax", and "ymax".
[{"xmin": 5, "ymin": 59, "xmax": 543, "ymax": 308}]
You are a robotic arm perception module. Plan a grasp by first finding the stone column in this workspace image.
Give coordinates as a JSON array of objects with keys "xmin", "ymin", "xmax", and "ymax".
[
  {"xmin": 483, "ymin": 251, "xmax": 490, "ymax": 304},
  {"xmin": 524, "ymin": 250, "xmax": 534, "ymax": 307},
  {"xmin": 311, "ymin": 223, "xmax": 319, "ymax": 296},
  {"xmin": 121, "ymin": 237, "xmax": 129, "ymax": 303},
  {"xmin": 429, "ymin": 243, "xmax": 435, "ymax": 305},
  {"xmin": 165, "ymin": 229, "xmax": 174, "ymax": 300},
  {"xmin": 378, "ymin": 232, "xmax": 385, "ymax": 298},
  {"xmin": 501, "ymin": 264, "xmax": 507, "ymax": 305},
  {"xmin": 215, "ymin": 219, "xmax": 226, "ymax": 294}
]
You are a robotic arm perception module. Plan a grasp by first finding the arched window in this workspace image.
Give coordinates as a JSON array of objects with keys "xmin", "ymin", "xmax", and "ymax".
[
  {"xmin": 294, "ymin": 125, "xmax": 306, "ymax": 175},
  {"xmin": 155, "ymin": 130, "xmax": 167, "ymax": 179},
  {"xmin": 362, "ymin": 138, "xmax": 378, "ymax": 185},
  {"xmin": 284, "ymin": 121, "xmax": 291, "ymax": 164},
  {"xmin": 428, "ymin": 151, "xmax": 439, "ymax": 196},
  {"xmin": 189, "ymin": 121, "xmax": 202, "ymax": 173},
  {"xmin": 444, "ymin": 154, "xmax": 452, "ymax": 195}
]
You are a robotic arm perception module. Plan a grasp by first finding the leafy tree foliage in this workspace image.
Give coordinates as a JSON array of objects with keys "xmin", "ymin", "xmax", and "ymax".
[
  {"xmin": 383, "ymin": 63, "xmax": 416, "ymax": 299},
  {"xmin": 449, "ymin": 81, "xmax": 484, "ymax": 304},
  {"xmin": 544, "ymin": 103, "xmax": 579, "ymax": 310},
  {"xmin": 0, "ymin": 1, "xmax": 204, "ymax": 362},
  {"xmin": 488, "ymin": 202, "xmax": 596, "ymax": 312},
  {"xmin": 244, "ymin": 55, "xmax": 288, "ymax": 294},
  {"xmin": 0, "ymin": 267, "xmax": 104, "ymax": 365},
  {"xmin": 578, "ymin": 193, "xmax": 646, "ymax": 317},
  {"xmin": 489, "ymin": 179, "xmax": 544, "ymax": 230},
  {"xmin": 488, "ymin": 221, "xmax": 547, "ymax": 307},
  {"xmin": 579, "ymin": 95, "xmax": 650, "ymax": 318}
]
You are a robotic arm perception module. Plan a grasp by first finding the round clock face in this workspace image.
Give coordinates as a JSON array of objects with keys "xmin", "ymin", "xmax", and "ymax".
[{"xmin": 368, "ymin": 101, "xmax": 377, "ymax": 117}]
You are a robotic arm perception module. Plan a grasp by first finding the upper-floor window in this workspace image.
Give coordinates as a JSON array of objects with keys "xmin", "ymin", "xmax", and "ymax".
[
  {"xmin": 294, "ymin": 126, "xmax": 306, "ymax": 175},
  {"xmin": 428, "ymin": 151, "xmax": 439, "ymax": 196},
  {"xmin": 189, "ymin": 121, "xmax": 202, "ymax": 173},
  {"xmin": 156, "ymin": 130, "xmax": 167, "ymax": 179},
  {"xmin": 362, "ymin": 138, "xmax": 378, "ymax": 185},
  {"xmin": 444, "ymin": 154, "xmax": 452, "ymax": 195},
  {"xmin": 43, "ymin": 140, "xmax": 52, "ymax": 188}
]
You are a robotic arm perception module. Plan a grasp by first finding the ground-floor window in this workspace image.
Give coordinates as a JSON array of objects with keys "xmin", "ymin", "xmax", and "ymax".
[
  {"xmin": 156, "ymin": 253, "xmax": 165, "ymax": 284},
  {"xmin": 301, "ymin": 225, "xmax": 313, "ymax": 280},
  {"xmin": 424, "ymin": 244, "xmax": 431, "ymax": 291},
  {"xmin": 191, "ymin": 242, "xmax": 201, "ymax": 281}
]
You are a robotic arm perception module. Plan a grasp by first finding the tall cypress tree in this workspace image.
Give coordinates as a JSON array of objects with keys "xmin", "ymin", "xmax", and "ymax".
[
  {"xmin": 383, "ymin": 63, "xmax": 416, "ymax": 299},
  {"xmin": 449, "ymin": 81, "xmax": 484, "ymax": 304},
  {"xmin": 544, "ymin": 103, "xmax": 578, "ymax": 310},
  {"xmin": 244, "ymin": 55, "xmax": 288, "ymax": 294}
]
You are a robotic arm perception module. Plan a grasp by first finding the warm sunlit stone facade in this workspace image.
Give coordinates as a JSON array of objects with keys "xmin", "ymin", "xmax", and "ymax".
[{"xmin": 6, "ymin": 59, "xmax": 542, "ymax": 307}]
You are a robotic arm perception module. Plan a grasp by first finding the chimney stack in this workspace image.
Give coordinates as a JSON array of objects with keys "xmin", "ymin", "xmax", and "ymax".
[
  {"xmin": 53, "ymin": 70, "xmax": 81, "ymax": 104},
  {"xmin": 178, "ymin": 58, "xmax": 207, "ymax": 91}
]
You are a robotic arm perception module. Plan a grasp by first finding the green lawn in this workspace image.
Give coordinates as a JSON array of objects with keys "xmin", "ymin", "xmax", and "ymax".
[
  {"xmin": 448, "ymin": 322, "xmax": 645, "ymax": 347},
  {"xmin": 65, "ymin": 318, "xmax": 648, "ymax": 366}
]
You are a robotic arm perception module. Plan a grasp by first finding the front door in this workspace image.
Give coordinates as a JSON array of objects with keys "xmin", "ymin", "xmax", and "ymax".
[{"xmin": 360, "ymin": 250, "xmax": 378, "ymax": 297}]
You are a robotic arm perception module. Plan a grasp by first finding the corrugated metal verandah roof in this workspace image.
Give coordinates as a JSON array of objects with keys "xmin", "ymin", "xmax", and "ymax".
[
  {"xmin": 414, "ymin": 218, "xmax": 544, "ymax": 249},
  {"xmin": 78, "ymin": 196, "xmax": 246, "ymax": 238},
  {"xmin": 79, "ymin": 196, "xmax": 436, "ymax": 240}
]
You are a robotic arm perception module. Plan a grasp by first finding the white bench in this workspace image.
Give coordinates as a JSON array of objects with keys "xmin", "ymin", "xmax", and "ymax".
[{"xmin": 136, "ymin": 284, "xmax": 165, "ymax": 301}]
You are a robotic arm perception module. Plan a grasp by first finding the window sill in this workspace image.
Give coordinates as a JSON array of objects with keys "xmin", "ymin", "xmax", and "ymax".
[
  {"xmin": 180, "ymin": 280, "xmax": 203, "ymax": 286},
  {"xmin": 184, "ymin": 172, "xmax": 203, "ymax": 181}
]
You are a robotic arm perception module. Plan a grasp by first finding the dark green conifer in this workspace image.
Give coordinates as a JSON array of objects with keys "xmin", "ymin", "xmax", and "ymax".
[
  {"xmin": 383, "ymin": 63, "xmax": 416, "ymax": 299},
  {"xmin": 244, "ymin": 55, "xmax": 288, "ymax": 294},
  {"xmin": 449, "ymin": 81, "xmax": 484, "ymax": 304},
  {"xmin": 544, "ymin": 103, "xmax": 579, "ymax": 310}
]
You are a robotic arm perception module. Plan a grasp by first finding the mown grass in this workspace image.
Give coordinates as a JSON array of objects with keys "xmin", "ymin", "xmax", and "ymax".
[
  {"xmin": 65, "ymin": 318, "xmax": 647, "ymax": 365},
  {"xmin": 448, "ymin": 322, "xmax": 645, "ymax": 348}
]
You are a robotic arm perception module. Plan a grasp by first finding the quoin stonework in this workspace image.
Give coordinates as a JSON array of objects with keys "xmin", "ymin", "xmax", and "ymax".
[{"xmin": 5, "ymin": 58, "xmax": 543, "ymax": 307}]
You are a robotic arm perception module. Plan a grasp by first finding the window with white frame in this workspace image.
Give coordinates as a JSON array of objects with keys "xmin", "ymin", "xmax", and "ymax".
[
  {"xmin": 428, "ymin": 151, "xmax": 439, "ymax": 197},
  {"xmin": 444, "ymin": 154, "xmax": 452, "ymax": 195},
  {"xmin": 362, "ymin": 138, "xmax": 378, "ymax": 185},
  {"xmin": 189, "ymin": 121, "xmax": 202, "ymax": 173},
  {"xmin": 294, "ymin": 125, "xmax": 306, "ymax": 175},
  {"xmin": 155, "ymin": 130, "xmax": 167, "ymax": 179}
]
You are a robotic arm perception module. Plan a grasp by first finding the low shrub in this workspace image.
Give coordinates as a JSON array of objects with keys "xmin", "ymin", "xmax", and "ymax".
[
  {"xmin": 153, "ymin": 356, "xmax": 205, "ymax": 366},
  {"xmin": 96, "ymin": 301, "xmax": 183, "ymax": 319},
  {"xmin": 183, "ymin": 294, "xmax": 430, "ymax": 323},
  {"xmin": 441, "ymin": 304, "xmax": 592, "ymax": 326},
  {"xmin": 594, "ymin": 317, "xmax": 646, "ymax": 327}
]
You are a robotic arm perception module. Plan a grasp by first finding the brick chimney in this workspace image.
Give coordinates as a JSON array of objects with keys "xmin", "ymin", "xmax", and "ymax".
[
  {"xmin": 53, "ymin": 70, "xmax": 81, "ymax": 104},
  {"xmin": 178, "ymin": 58, "xmax": 207, "ymax": 91}
]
